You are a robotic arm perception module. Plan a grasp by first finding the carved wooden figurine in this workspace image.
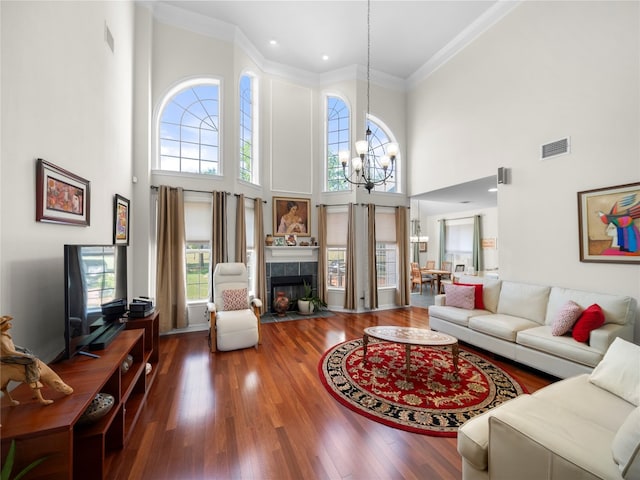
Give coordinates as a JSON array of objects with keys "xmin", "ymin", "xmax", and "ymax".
[{"xmin": 0, "ymin": 315, "xmax": 73, "ymax": 406}]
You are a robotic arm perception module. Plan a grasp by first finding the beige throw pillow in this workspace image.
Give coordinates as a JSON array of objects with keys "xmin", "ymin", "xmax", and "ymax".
[
  {"xmin": 612, "ymin": 407, "xmax": 640, "ymax": 478},
  {"xmin": 589, "ymin": 337, "xmax": 640, "ymax": 406}
]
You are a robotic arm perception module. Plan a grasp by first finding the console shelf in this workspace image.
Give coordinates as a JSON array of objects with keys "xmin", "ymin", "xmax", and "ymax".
[{"xmin": 0, "ymin": 311, "xmax": 159, "ymax": 479}]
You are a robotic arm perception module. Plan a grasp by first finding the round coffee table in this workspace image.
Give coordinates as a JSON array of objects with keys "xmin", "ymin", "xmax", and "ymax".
[{"xmin": 362, "ymin": 326, "xmax": 459, "ymax": 377}]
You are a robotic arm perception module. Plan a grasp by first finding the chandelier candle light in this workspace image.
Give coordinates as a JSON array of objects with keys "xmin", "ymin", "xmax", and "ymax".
[{"xmin": 339, "ymin": 0, "xmax": 399, "ymax": 194}]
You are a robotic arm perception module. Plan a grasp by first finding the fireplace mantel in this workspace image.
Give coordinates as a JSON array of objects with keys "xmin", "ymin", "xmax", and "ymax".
[{"xmin": 266, "ymin": 246, "xmax": 318, "ymax": 261}]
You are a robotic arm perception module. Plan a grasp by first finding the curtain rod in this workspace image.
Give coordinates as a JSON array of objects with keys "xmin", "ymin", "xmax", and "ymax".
[
  {"xmin": 438, "ymin": 214, "xmax": 482, "ymax": 222},
  {"xmin": 234, "ymin": 193, "xmax": 267, "ymax": 204},
  {"xmin": 316, "ymin": 203, "xmax": 407, "ymax": 208},
  {"xmin": 150, "ymin": 185, "xmax": 230, "ymax": 195}
]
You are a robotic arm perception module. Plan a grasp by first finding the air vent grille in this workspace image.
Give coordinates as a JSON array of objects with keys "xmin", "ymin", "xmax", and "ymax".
[{"xmin": 541, "ymin": 137, "xmax": 570, "ymax": 159}]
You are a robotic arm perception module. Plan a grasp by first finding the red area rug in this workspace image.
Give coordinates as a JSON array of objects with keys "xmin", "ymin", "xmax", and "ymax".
[{"xmin": 318, "ymin": 338, "xmax": 526, "ymax": 437}]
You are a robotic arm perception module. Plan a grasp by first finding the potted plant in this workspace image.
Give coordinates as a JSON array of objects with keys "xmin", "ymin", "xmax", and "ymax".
[{"xmin": 297, "ymin": 281, "xmax": 327, "ymax": 315}]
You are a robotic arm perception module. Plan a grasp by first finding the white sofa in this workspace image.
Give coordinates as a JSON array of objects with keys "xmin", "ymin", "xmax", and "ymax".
[
  {"xmin": 428, "ymin": 276, "xmax": 637, "ymax": 379},
  {"xmin": 457, "ymin": 337, "xmax": 640, "ymax": 480}
]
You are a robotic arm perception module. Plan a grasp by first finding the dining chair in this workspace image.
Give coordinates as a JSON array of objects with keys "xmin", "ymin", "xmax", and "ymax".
[{"xmin": 411, "ymin": 262, "xmax": 432, "ymax": 294}]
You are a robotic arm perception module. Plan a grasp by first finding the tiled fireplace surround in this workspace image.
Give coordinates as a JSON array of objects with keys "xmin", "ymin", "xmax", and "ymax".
[{"xmin": 266, "ymin": 261, "xmax": 318, "ymax": 312}]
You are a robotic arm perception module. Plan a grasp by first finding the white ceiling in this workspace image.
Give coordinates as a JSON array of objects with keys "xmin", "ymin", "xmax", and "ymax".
[
  {"xmin": 157, "ymin": 0, "xmax": 504, "ymax": 81},
  {"xmin": 153, "ymin": 0, "xmax": 504, "ymax": 213}
]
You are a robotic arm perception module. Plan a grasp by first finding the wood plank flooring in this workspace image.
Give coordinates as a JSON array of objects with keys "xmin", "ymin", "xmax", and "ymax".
[{"xmin": 107, "ymin": 307, "xmax": 555, "ymax": 480}]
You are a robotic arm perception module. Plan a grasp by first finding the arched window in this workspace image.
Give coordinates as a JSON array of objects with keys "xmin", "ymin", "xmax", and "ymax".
[
  {"xmin": 326, "ymin": 95, "xmax": 350, "ymax": 192},
  {"xmin": 158, "ymin": 80, "xmax": 220, "ymax": 175},
  {"xmin": 239, "ymin": 74, "xmax": 258, "ymax": 184},
  {"xmin": 365, "ymin": 115, "xmax": 399, "ymax": 193}
]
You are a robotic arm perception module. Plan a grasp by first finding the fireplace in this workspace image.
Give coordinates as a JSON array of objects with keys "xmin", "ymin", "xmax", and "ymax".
[{"xmin": 266, "ymin": 260, "xmax": 317, "ymax": 312}]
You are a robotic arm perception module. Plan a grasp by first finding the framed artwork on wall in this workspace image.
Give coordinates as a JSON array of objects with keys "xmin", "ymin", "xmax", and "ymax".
[
  {"xmin": 36, "ymin": 158, "xmax": 90, "ymax": 226},
  {"xmin": 113, "ymin": 194, "xmax": 130, "ymax": 245},
  {"xmin": 273, "ymin": 196, "xmax": 310, "ymax": 236},
  {"xmin": 419, "ymin": 242, "xmax": 427, "ymax": 252},
  {"xmin": 577, "ymin": 182, "xmax": 640, "ymax": 263}
]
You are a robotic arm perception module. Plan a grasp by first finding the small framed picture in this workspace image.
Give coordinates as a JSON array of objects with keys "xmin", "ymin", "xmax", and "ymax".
[
  {"xmin": 286, "ymin": 234, "xmax": 297, "ymax": 246},
  {"xmin": 273, "ymin": 237, "xmax": 285, "ymax": 246},
  {"xmin": 577, "ymin": 182, "xmax": 640, "ymax": 263},
  {"xmin": 36, "ymin": 158, "xmax": 90, "ymax": 226},
  {"xmin": 113, "ymin": 194, "xmax": 130, "ymax": 245},
  {"xmin": 419, "ymin": 242, "xmax": 427, "ymax": 252}
]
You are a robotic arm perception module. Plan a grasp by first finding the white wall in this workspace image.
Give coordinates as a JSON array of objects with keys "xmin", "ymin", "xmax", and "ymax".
[
  {"xmin": 0, "ymin": 1, "xmax": 134, "ymax": 361},
  {"xmin": 407, "ymin": 1, "xmax": 640, "ymax": 341}
]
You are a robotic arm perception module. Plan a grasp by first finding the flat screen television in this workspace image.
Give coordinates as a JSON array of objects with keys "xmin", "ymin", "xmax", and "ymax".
[{"xmin": 63, "ymin": 244, "xmax": 128, "ymax": 359}]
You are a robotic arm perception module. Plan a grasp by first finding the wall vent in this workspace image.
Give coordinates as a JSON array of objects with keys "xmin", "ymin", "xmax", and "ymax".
[{"xmin": 541, "ymin": 137, "xmax": 570, "ymax": 160}]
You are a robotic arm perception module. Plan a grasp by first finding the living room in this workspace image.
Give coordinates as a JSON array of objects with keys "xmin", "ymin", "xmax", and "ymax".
[{"xmin": 1, "ymin": 1, "xmax": 639, "ymax": 478}]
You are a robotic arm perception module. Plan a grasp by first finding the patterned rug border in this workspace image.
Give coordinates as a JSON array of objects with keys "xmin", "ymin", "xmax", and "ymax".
[{"xmin": 318, "ymin": 338, "xmax": 527, "ymax": 437}]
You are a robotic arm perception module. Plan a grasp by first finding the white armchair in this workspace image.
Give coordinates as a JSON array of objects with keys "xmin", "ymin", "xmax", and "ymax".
[{"xmin": 208, "ymin": 263, "xmax": 262, "ymax": 352}]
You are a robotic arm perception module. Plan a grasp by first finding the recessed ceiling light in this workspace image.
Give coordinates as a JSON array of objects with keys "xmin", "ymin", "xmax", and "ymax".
[
  {"xmin": 488, "ymin": 187, "xmax": 498, "ymax": 192},
  {"xmin": 269, "ymin": 39, "xmax": 278, "ymax": 46},
  {"xmin": 322, "ymin": 54, "xmax": 329, "ymax": 61}
]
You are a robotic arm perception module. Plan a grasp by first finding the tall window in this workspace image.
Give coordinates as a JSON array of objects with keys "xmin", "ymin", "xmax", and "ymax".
[
  {"xmin": 184, "ymin": 201, "xmax": 211, "ymax": 302},
  {"xmin": 445, "ymin": 219, "xmax": 473, "ymax": 267},
  {"xmin": 158, "ymin": 80, "xmax": 220, "ymax": 175},
  {"xmin": 366, "ymin": 115, "xmax": 399, "ymax": 193},
  {"xmin": 376, "ymin": 209, "xmax": 397, "ymax": 287},
  {"xmin": 326, "ymin": 96, "xmax": 350, "ymax": 191},
  {"xmin": 326, "ymin": 208, "xmax": 348, "ymax": 289},
  {"xmin": 239, "ymin": 74, "xmax": 258, "ymax": 184}
]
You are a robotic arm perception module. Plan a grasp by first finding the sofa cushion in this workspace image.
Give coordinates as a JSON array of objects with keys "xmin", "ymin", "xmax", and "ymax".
[
  {"xmin": 573, "ymin": 304, "xmax": 605, "ymax": 343},
  {"xmin": 497, "ymin": 282, "xmax": 551, "ymax": 325},
  {"xmin": 612, "ymin": 407, "xmax": 640, "ymax": 478},
  {"xmin": 455, "ymin": 283, "xmax": 485, "ymax": 310},
  {"xmin": 589, "ymin": 337, "xmax": 640, "ymax": 406},
  {"xmin": 469, "ymin": 314, "xmax": 540, "ymax": 342},
  {"xmin": 427, "ymin": 305, "xmax": 489, "ymax": 327},
  {"xmin": 546, "ymin": 287, "xmax": 637, "ymax": 327},
  {"xmin": 551, "ymin": 300, "xmax": 582, "ymax": 336},
  {"xmin": 516, "ymin": 326, "xmax": 604, "ymax": 368},
  {"xmin": 444, "ymin": 284, "xmax": 475, "ymax": 309}
]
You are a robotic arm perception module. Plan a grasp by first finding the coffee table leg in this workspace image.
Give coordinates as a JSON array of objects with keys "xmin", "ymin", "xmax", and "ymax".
[
  {"xmin": 363, "ymin": 333, "xmax": 369, "ymax": 365},
  {"xmin": 405, "ymin": 344, "xmax": 411, "ymax": 377},
  {"xmin": 452, "ymin": 342, "xmax": 459, "ymax": 374}
]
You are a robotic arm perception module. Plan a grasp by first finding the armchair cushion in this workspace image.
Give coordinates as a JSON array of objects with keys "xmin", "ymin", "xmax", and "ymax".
[{"xmin": 222, "ymin": 288, "xmax": 249, "ymax": 311}]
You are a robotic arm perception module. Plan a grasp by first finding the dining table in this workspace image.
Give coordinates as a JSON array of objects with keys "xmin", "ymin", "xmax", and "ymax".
[{"xmin": 420, "ymin": 268, "xmax": 452, "ymax": 294}]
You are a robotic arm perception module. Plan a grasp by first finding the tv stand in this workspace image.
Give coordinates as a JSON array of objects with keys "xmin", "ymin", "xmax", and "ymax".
[{"xmin": 0, "ymin": 310, "xmax": 160, "ymax": 480}]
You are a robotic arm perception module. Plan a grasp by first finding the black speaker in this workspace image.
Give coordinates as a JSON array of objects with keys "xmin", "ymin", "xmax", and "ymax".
[{"xmin": 497, "ymin": 167, "xmax": 508, "ymax": 184}]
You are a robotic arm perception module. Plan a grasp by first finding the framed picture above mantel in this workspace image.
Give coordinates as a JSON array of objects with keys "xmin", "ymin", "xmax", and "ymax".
[
  {"xmin": 577, "ymin": 182, "xmax": 640, "ymax": 264},
  {"xmin": 273, "ymin": 196, "xmax": 310, "ymax": 237}
]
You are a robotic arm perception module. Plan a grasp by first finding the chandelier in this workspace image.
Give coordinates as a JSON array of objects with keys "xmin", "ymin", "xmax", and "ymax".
[{"xmin": 339, "ymin": 0, "xmax": 399, "ymax": 194}]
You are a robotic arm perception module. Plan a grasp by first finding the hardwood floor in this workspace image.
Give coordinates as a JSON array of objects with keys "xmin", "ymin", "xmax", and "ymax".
[{"xmin": 107, "ymin": 307, "xmax": 555, "ymax": 480}]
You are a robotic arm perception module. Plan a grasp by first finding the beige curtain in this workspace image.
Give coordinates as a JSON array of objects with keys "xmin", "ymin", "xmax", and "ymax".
[
  {"xmin": 235, "ymin": 194, "xmax": 246, "ymax": 263},
  {"xmin": 254, "ymin": 197, "xmax": 267, "ymax": 313},
  {"xmin": 367, "ymin": 204, "xmax": 378, "ymax": 309},
  {"xmin": 317, "ymin": 205, "xmax": 327, "ymax": 304},
  {"xmin": 211, "ymin": 191, "xmax": 228, "ymax": 286},
  {"xmin": 344, "ymin": 203, "xmax": 357, "ymax": 310},
  {"xmin": 396, "ymin": 206, "xmax": 411, "ymax": 306},
  {"xmin": 155, "ymin": 186, "xmax": 187, "ymax": 333}
]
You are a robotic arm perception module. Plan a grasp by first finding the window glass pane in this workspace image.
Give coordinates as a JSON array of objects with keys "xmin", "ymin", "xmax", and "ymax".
[
  {"xmin": 376, "ymin": 242, "xmax": 397, "ymax": 287},
  {"xmin": 185, "ymin": 243, "xmax": 210, "ymax": 301},
  {"xmin": 158, "ymin": 82, "xmax": 220, "ymax": 176},
  {"xmin": 327, "ymin": 248, "xmax": 346, "ymax": 288},
  {"xmin": 365, "ymin": 116, "xmax": 399, "ymax": 193},
  {"xmin": 201, "ymin": 160, "xmax": 218, "ymax": 175},
  {"xmin": 239, "ymin": 74, "xmax": 257, "ymax": 184},
  {"xmin": 326, "ymin": 96, "xmax": 350, "ymax": 192}
]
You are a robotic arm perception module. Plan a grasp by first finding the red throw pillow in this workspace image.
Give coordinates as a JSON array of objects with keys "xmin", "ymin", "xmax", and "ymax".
[
  {"xmin": 572, "ymin": 303, "xmax": 605, "ymax": 343},
  {"xmin": 455, "ymin": 283, "xmax": 485, "ymax": 310}
]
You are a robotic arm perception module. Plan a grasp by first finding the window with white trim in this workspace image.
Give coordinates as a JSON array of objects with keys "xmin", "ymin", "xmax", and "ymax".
[
  {"xmin": 326, "ymin": 208, "xmax": 347, "ymax": 289},
  {"xmin": 184, "ymin": 201, "xmax": 211, "ymax": 302},
  {"xmin": 366, "ymin": 115, "xmax": 400, "ymax": 193},
  {"xmin": 375, "ymin": 209, "xmax": 397, "ymax": 287},
  {"xmin": 158, "ymin": 80, "xmax": 220, "ymax": 175},
  {"xmin": 239, "ymin": 74, "xmax": 258, "ymax": 184},
  {"xmin": 326, "ymin": 96, "xmax": 350, "ymax": 191}
]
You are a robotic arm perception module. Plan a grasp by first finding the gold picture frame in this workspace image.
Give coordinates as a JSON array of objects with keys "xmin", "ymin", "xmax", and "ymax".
[
  {"xmin": 273, "ymin": 197, "xmax": 310, "ymax": 237},
  {"xmin": 577, "ymin": 182, "xmax": 640, "ymax": 263}
]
